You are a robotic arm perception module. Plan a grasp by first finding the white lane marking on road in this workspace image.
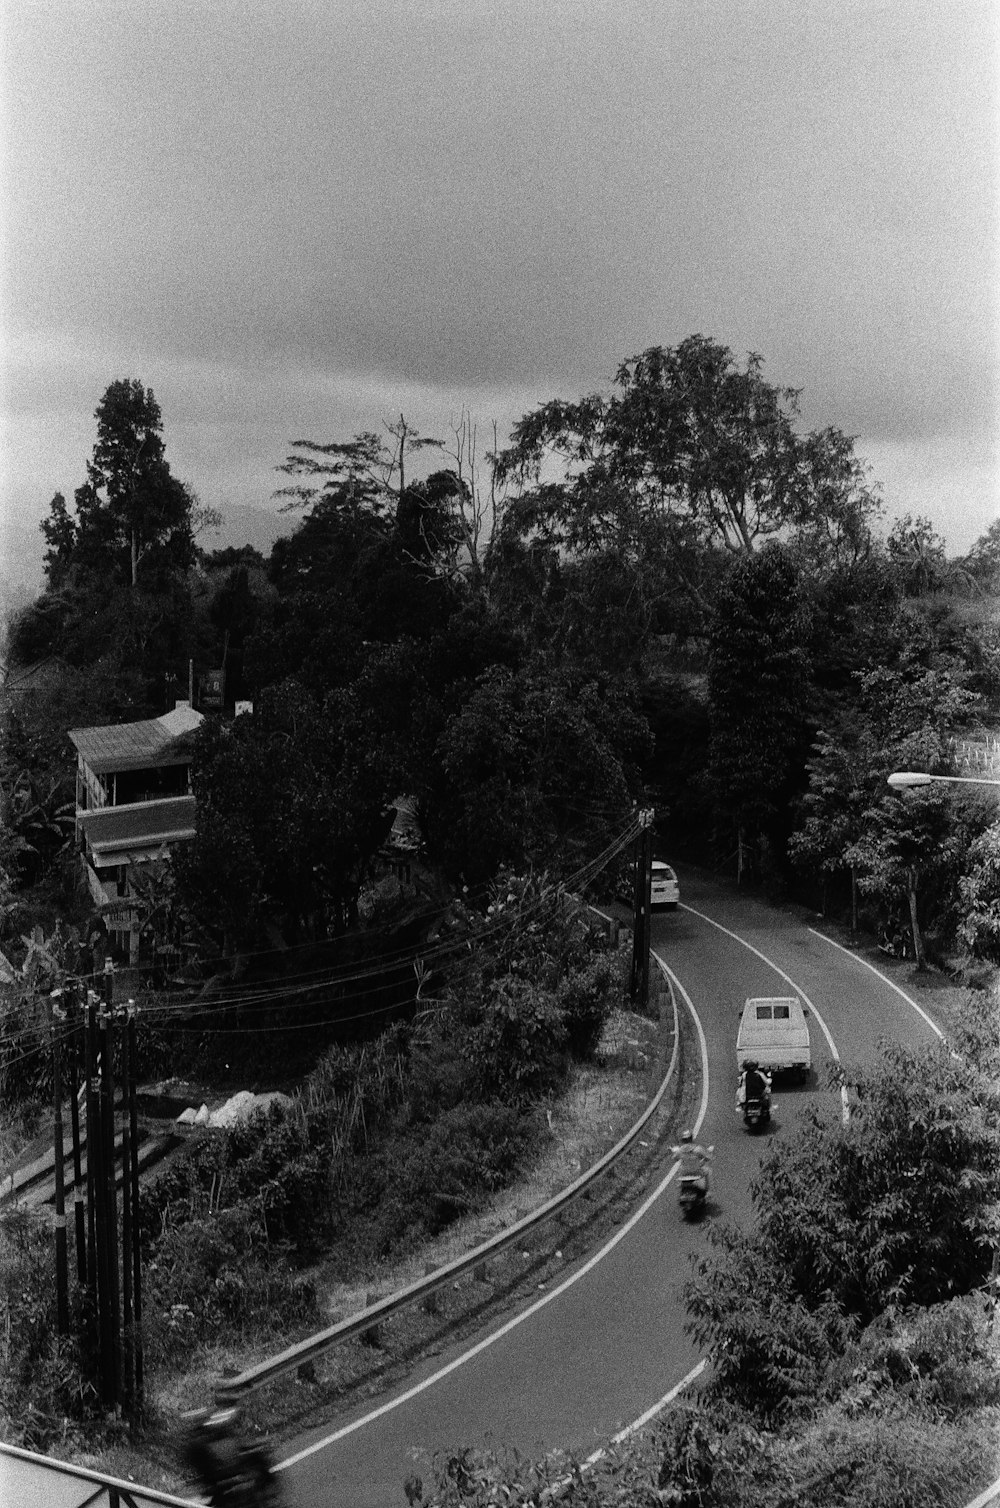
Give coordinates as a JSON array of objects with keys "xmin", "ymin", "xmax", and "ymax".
[
  {"xmin": 807, "ymin": 929, "xmax": 946, "ymax": 1041},
  {"xmin": 572, "ymin": 964, "xmax": 723, "ymax": 1462},
  {"xmin": 581, "ymin": 1358, "xmax": 708, "ymax": 1467},
  {"xmin": 276, "ymin": 971, "xmax": 712, "ymax": 1473},
  {"xmin": 964, "ymin": 1475, "xmax": 1000, "ymax": 1508},
  {"xmin": 679, "ymin": 903, "xmax": 849, "ymax": 1123}
]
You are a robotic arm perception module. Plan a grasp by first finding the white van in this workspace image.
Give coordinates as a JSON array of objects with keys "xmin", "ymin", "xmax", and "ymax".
[
  {"xmin": 615, "ymin": 860, "xmax": 680, "ymax": 911},
  {"xmin": 736, "ymin": 997, "xmax": 811, "ymax": 1081}
]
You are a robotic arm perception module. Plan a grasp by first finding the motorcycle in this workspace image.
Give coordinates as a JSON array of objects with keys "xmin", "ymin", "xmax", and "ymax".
[
  {"xmin": 878, "ymin": 922, "xmax": 913, "ymax": 960},
  {"xmin": 677, "ymin": 1145, "xmax": 713, "ymax": 1220},
  {"xmin": 742, "ymin": 1094, "xmax": 770, "ymax": 1131},
  {"xmin": 180, "ymin": 1406, "xmax": 284, "ymax": 1506}
]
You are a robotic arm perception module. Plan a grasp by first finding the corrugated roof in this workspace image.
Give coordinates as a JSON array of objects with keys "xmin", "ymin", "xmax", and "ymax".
[
  {"xmin": 78, "ymin": 796, "xmax": 196, "ymax": 858},
  {"xmin": 158, "ymin": 704, "xmax": 203, "ymax": 737},
  {"xmin": 69, "ymin": 704, "xmax": 204, "ymax": 774}
]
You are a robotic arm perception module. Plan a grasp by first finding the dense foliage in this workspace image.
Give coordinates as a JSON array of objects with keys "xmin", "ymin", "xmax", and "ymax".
[
  {"xmin": 137, "ymin": 875, "xmax": 624, "ymax": 1360},
  {"xmin": 684, "ymin": 1003, "xmax": 1000, "ymax": 1412},
  {"xmin": 401, "ymin": 998, "xmax": 1000, "ymax": 1508},
  {"xmin": 5, "ymin": 341, "xmax": 1000, "ymax": 1497},
  {"xmin": 6, "ymin": 344, "xmax": 1000, "ymax": 969}
]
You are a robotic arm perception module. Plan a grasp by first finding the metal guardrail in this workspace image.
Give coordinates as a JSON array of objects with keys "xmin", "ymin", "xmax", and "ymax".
[
  {"xmin": 214, "ymin": 955, "xmax": 680, "ymax": 1404},
  {"xmin": 0, "ymin": 1441, "xmax": 199, "ymax": 1508}
]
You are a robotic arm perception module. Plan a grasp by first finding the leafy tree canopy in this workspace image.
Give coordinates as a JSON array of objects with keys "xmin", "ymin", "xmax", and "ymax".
[
  {"xmin": 175, "ymin": 678, "xmax": 404, "ymax": 952},
  {"xmin": 707, "ymin": 544, "xmax": 812, "ymax": 855},
  {"xmin": 494, "ymin": 335, "xmax": 882, "ymax": 624},
  {"xmin": 42, "ymin": 379, "xmax": 194, "ymax": 591},
  {"xmin": 958, "ymin": 820, "xmax": 1000, "ymax": 961},
  {"xmin": 420, "ymin": 661, "xmax": 649, "ymax": 886},
  {"xmin": 685, "ymin": 1034, "xmax": 1000, "ymax": 1419},
  {"xmin": 965, "ymin": 518, "xmax": 1000, "ymax": 590}
]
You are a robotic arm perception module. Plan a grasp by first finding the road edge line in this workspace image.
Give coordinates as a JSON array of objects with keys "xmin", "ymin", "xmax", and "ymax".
[
  {"xmin": 807, "ymin": 928, "xmax": 946, "ymax": 1041},
  {"xmin": 276, "ymin": 969, "xmax": 711, "ymax": 1473}
]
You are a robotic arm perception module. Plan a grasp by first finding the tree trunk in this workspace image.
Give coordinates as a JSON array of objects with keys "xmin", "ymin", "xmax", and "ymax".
[
  {"xmin": 850, "ymin": 865, "xmax": 858, "ymax": 933},
  {"xmin": 906, "ymin": 878, "xmax": 926, "ymax": 969},
  {"xmin": 131, "ymin": 528, "xmax": 139, "ymax": 587}
]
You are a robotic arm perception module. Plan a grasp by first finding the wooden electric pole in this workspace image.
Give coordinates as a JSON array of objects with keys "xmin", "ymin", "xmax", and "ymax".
[
  {"xmin": 67, "ymin": 991, "xmax": 87, "ymax": 1286},
  {"xmin": 49, "ymin": 990, "xmax": 70, "ymax": 1335},
  {"xmin": 629, "ymin": 808, "xmax": 654, "ymax": 1012}
]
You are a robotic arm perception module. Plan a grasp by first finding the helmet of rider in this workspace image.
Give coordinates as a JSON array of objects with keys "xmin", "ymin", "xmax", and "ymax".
[
  {"xmin": 743, "ymin": 1060, "xmax": 758, "ymax": 1071},
  {"xmin": 680, "ymin": 1129, "xmax": 693, "ymax": 1143}
]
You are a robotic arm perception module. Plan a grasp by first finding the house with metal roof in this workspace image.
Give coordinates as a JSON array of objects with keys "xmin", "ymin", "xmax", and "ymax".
[{"xmin": 69, "ymin": 701, "xmax": 204, "ymax": 960}]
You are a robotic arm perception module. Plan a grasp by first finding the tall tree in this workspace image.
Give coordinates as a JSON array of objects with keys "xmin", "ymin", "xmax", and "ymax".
[
  {"xmin": 791, "ymin": 651, "xmax": 979, "ymax": 928},
  {"xmin": 46, "ymin": 379, "xmax": 195, "ymax": 588},
  {"xmin": 706, "ymin": 545, "xmax": 811, "ymax": 882},
  {"xmin": 36, "ymin": 379, "xmax": 193, "ymax": 595},
  {"xmin": 494, "ymin": 335, "xmax": 882, "ymax": 625},
  {"xmin": 850, "ymin": 785, "xmax": 962, "ymax": 968}
]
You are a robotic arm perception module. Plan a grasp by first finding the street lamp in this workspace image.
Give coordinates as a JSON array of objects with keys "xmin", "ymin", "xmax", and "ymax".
[{"xmin": 888, "ymin": 771, "xmax": 1000, "ymax": 790}]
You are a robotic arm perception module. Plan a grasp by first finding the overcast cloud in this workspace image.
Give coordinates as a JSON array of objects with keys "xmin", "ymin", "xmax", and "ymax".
[{"xmin": 2, "ymin": 0, "xmax": 997, "ymax": 598}]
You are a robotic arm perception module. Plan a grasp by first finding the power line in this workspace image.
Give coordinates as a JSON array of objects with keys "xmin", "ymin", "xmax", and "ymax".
[{"xmin": 1, "ymin": 820, "xmax": 639, "ymax": 1052}]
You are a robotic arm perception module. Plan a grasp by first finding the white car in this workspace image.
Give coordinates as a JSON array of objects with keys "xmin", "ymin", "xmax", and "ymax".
[{"xmin": 616, "ymin": 860, "xmax": 680, "ymax": 911}]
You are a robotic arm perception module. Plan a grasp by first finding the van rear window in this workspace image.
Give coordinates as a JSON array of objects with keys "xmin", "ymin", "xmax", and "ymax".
[
  {"xmin": 755, "ymin": 1006, "xmax": 772, "ymax": 1019},
  {"xmin": 773, "ymin": 1005, "xmax": 791, "ymax": 1019}
]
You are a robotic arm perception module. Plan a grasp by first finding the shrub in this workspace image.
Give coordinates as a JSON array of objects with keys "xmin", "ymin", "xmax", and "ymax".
[
  {"xmin": 356, "ymin": 1102, "xmax": 543, "ymax": 1257},
  {"xmin": 557, "ymin": 953, "xmax": 623, "ymax": 1059},
  {"xmin": 751, "ymin": 1040, "xmax": 1000, "ymax": 1320},
  {"xmin": 683, "ymin": 1033, "xmax": 1000, "ymax": 1423},
  {"xmin": 857, "ymin": 1297, "xmax": 1000, "ymax": 1415},
  {"xmin": 406, "ymin": 1010, "xmax": 479, "ymax": 1122},
  {"xmin": 684, "ymin": 1221, "xmax": 857, "ymax": 1420},
  {"xmin": 144, "ymin": 1204, "xmax": 318, "ymax": 1363},
  {"xmin": 0, "ymin": 1208, "xmax": 99, "ymax": 1448},
  {"xmin": 471, "ymin": 974, "xmax": 568, "ymax": 1104}
]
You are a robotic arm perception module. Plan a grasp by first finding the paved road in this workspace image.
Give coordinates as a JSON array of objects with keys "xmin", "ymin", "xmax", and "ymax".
[{"xmin": 277, "ymin": 871, "xmax": 946, "ymax": 1508}]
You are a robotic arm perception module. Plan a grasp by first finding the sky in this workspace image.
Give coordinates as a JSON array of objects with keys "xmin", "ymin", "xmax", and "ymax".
[{"xmin": 2, "ymin": 0, "xmax": 998, "ymax": 604}]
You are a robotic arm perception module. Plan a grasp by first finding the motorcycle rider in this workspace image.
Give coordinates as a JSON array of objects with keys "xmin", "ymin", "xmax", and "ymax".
[
  {"xmin": 180, "ymin": 1407, "xmax": 283, "ymax": 1506},
  {"xmin": 673, "ymin": 1128, "xmax": 712, "ymax": 1194},
  {"xmin": 736, "ymin": 1059, "xmax": 772, "ymax": 1115}
]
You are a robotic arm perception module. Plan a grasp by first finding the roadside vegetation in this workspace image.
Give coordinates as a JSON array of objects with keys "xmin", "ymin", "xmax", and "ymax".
[
  {"xmin": 411, "ymin": 990, "xmax": 1000, "ymax": 1508},
  {"xmin": 0, "ymin": 874, "xmax": 631, "ymax": 1451},
  {"xmin": 3, "ymin": 340, "xmax": 1000, "ymax": 1500}
]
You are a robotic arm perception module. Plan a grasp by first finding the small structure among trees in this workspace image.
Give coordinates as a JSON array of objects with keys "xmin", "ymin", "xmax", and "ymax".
[{"xmin": 68, "ymin": 701, "xmax": 203, "ymax": 961}]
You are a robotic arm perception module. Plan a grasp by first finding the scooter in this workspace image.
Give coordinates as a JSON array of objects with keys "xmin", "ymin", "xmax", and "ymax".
[
  {"xmin": 678, "ymin": 1146, "xmax": 713, "ymax": 1220},
  {"xmin": 878, "ymin": 923, "xmax": 912, "ymax": 960},
  {"xmin": 742, "ymin": 1094, "xmax": 771, "ymax": 1131}
]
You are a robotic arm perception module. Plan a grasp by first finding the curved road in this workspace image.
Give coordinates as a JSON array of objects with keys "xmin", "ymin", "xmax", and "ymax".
[{"xmin": 277, "ymin": 869, "xmax": 946, "ymax": 1508}]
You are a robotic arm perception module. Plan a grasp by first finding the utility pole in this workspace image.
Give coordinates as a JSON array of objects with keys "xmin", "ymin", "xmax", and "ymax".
[
  {"xmin": 67, "ymin": 988, "xmax": 87, "ymax": 1285},
  {"xmin": 84, "ymin": 990, "xmax": 100, "ymax": 1316},
  {"xmin": 50, "ymin": 990, "xmax": 70, "ymax": 1335},
  {"xmin": 99, "ymin": 961, "xmax": 121, "ymax": 1410},
  {"xmin": 630, "ymin": 808, "xmax": 654, "ymax": 1011},
  {"xmin": 126, "ymin": 998, "xmax": 144, "ymax": 1411},
  {"xmin": 119, "ymin": 1001, "xmax": 134, "ymax": 1412},
  {"xmin": 118, "ymin": 996, "xmax": 143, "ymax": 1416}
]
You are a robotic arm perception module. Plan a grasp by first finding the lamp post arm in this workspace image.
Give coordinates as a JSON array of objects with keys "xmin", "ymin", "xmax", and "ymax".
[{"xmin": 888, "ymin": 771, "xmax": 1000, "ymax": 790}]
